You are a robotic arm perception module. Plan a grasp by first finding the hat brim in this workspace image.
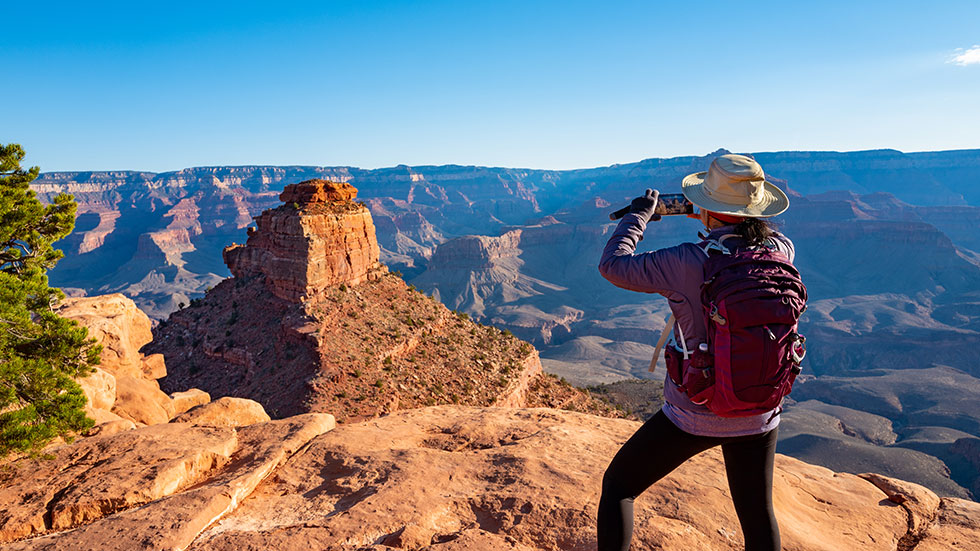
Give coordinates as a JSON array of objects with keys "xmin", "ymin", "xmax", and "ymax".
[{"xmin": 681, "ymin": 172, "xmax": 789, "ymax": 218}]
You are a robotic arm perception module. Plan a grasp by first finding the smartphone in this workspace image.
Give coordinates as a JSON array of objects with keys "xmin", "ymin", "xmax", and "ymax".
[
  {"xmin": 609, "ymin": 192, "xmax": 695, "ymax": 220},
  {"xmin": 655, "ymin": 193, "xmax": 694, "ymax": 216}
]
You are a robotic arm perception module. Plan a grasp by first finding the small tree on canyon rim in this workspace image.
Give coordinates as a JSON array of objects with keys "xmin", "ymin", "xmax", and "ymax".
[{"xmin": 0, "ymin": 143, "xmax": 99, "ymax": 457}]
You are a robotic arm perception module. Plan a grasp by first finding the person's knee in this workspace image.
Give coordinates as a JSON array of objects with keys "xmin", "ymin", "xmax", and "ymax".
[{"xmin": 600, "ymin": 466, "xmax": 632, "ymax": 500}]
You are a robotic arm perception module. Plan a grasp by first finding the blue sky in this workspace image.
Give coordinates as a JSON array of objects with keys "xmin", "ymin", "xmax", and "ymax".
[{"xmin": 4, "ymin": 1, "xmax": 979, "ymax": 172}]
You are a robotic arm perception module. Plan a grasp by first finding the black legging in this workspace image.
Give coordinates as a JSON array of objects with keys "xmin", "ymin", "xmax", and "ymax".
[{"xmin": 597, "ymin": 410, "xmax": 780, "ymax": 551}]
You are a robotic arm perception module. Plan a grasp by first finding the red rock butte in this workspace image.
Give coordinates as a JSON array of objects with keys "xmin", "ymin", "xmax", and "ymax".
[
  {"xmin": 222, "ymin": 179, "xmax": 387, "ymax": 302},
  {"xmin": 279, "ymin": 179, "xmax": 359, "ymax": 204}
]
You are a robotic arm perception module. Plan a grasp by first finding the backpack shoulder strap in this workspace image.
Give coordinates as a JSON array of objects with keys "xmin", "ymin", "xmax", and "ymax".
[
  {"xmin": 698, "ymin": 233, "xmax": 739, "ymax": 256},
  {"xmin": 716, "ymin": 233, "xmax": 740, "ymax": 247}
]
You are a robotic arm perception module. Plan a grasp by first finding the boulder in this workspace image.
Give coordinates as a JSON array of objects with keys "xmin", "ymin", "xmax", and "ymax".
[
  {"xmin": 171, "ymin": 388, "xmax": 212, "ymax": 415},
  {"xmin": 55, "ymin": 294, "xmax": 154, "ymax": 378},
  {"xmin": 140, "ymin": 353, "xmax": 167, "ymax": 379},
  {"xmin": 172, "ymin": 397, "xmax": 271, "ymax": 427},
  {"xmin": 112, "ymin": 375, "xmax": 176, "ymax": 425},
  {"xmin": 76, "ymin": 367, "xmax": 116, "ymax": 411},
  {"xmin": 83, "ymin": 406, "xmax": 128, "ymax": 427}
]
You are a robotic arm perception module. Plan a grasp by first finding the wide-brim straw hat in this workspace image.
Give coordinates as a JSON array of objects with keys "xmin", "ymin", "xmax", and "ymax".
[{"xmin": 682, "ymin": 154, "xmax": 789, "ymax": 218}]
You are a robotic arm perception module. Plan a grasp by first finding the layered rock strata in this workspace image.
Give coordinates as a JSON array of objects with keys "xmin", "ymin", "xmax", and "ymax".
[{"xmin": 222, "ymin": 179, "xmax": 387, "ymax": 303}]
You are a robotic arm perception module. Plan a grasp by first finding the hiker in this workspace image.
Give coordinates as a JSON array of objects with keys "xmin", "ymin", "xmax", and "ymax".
[{"xmin": 596, "ymin": 154, "xmax": 800, "ymax": 551}]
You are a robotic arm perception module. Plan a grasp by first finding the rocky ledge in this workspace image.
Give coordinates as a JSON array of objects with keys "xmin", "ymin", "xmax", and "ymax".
[{"xmin": 3, "ymin": 406, "xmax": 977, "ymax": 551}]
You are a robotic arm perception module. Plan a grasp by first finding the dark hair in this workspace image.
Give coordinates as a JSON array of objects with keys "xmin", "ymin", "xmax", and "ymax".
[{"xmin": 733, "ymin": 217, "xmax": 776, "ymax": 248}]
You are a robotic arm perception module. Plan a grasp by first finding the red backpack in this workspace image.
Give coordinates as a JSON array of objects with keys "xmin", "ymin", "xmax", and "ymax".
[{"xmin": 661, "ymin": 235, "xmax": 808, "ymax": 417}]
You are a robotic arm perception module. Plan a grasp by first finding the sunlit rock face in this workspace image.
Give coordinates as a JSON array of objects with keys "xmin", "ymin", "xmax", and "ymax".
[
  {"xmin": 222, "ymin": 180, "xmax": 387, "ymax": 303},
  {"xmin": 56, "ymin": 293, "xmax": 179, "ymax": 426}
]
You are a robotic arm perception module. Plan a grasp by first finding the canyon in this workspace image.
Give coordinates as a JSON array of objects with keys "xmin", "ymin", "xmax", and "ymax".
[{"xmin": 31, "ymin": 148, "xmax": 980, "ymax": 500}]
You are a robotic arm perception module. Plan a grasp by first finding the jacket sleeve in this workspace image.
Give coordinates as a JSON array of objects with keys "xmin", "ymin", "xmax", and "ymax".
[{"xmin": 597, "ymin": 213, "xmax": 694, "ymax": 295}]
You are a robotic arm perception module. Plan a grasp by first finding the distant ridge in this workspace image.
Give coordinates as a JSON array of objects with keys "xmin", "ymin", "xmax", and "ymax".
[{"xmin": 35, "ymin": 146, "xmax": 980, "ymax": 179}]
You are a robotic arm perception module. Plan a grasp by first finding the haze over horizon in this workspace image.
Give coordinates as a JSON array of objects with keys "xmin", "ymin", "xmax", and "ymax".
[
  {"xmin": 30, "ymin": 146, "xmax": 980, "ymax": 175},
  {"xmin": 5, "ymin": 1, "xmax": 980, "ymax": 172}
]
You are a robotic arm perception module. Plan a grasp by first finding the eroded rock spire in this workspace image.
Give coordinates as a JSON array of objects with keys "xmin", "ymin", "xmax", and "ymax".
[{"xmin": 222, "ymin": 179, "xmax": 387, "ymax": 302}]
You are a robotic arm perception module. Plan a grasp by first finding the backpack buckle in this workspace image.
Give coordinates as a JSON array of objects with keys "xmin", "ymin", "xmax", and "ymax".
[
  {"xmin": 709, "ymin": 304, "xmax": 727, "ymax": 326},
  {"xmin": 790, "ymin": 334, "xmax": 807, "ymax": 364}
]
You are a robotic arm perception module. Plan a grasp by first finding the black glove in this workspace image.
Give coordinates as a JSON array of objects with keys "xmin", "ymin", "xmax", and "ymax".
[{"xmin": 629, "ymin": 189, "xmax": 661, "ymax": 223}]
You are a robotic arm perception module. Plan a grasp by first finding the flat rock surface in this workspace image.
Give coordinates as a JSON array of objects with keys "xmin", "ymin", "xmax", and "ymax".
[
  {"xmin": 187, "ymin": 406, "xmax": 931, "ymax": 551},
  {"xmin": 1, "ymin": 414, "xmax": 335, "ymax": 551},
  {"xmin": 0, "ymin": 423, "xmax": 238, "ymax": 543},
  {"xmin": 916, "ymin": 498, "xmax": 980, "ymax": 551},
  {"xmin": 4, "ymin": 405, "xmax": 977, "ymax": 551}
]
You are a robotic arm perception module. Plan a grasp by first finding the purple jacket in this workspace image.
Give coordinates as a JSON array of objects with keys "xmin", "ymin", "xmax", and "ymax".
[{"xmin": 598, "ymin": 213, "xmax": 795, "ymax": 437}]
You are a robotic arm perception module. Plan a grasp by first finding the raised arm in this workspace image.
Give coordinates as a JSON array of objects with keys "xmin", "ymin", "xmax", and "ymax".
[{"xmin": 598, "ymin": 212, "xmax": 694, "ymax": 296}]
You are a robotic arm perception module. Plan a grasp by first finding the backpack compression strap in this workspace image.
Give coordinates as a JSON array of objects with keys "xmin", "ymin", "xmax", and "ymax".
[
  {"xmin": 649, "ymin": 314, "xmax": 675, "ymax": 373},
  {"xmin": 649, "ymin": 314, "xmax": 689, "ymax": 373}
]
